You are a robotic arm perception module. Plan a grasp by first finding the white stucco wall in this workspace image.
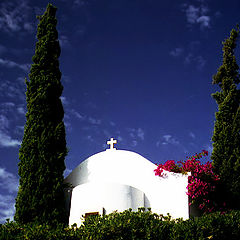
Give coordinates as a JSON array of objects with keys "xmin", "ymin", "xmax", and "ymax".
[
  {"xmin": 65, "ymin": 149, "xmax": 190, "ymax": 226},
  {"xmin": 69, "ymin": 182, "xmax": 144, "ymax": 226}
]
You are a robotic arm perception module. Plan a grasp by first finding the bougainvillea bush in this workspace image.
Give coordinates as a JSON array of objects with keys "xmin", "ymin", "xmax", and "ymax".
[{"xmin": 154, "ymin": 150, "xmax": 221, "ymax": 213}]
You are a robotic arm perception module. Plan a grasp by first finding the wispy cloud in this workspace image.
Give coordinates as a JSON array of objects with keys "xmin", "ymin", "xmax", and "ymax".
[
  {"xmin": 197, "ymin": 16, "xmax": 210, "ymax": 28},
  {"xmin": 70, "ymin": 108, "xmax": 102, "ymax": 126},
  {"xmin": 182, "ymin": 3, "xmax": 211, "ymax": 29},
  {"xmin": 0, "ymin": 167, "xmax": 18, "ymax": 193},
  {"xmin": 203, "ymin": 143, "xmax": 213, "ymax": 155},
  {"xmin": 17, "ymin": 106, "xmax": 26, "ymax": 115},
  {"xmin": 0, "ymin": 115, "xmax": 9, "ymax": 130},
  {"xmin": 189, "ymin": 132, "xmax": 196, "ymax": 139},
  {"xmin": 125, "ymin": 127, "xmax": 145, "ymax": 148},
  {"xmin": 0, "ymin": 131, "xmax": 21, "ymax": 147},
  {"xmin": 170, "ymin": 40, "xmax": 206, "ymax": 70},
  {"xmin": 0, "ymin": 58, "xmax": 30, "ymax": 72},
  {"xmin": 73, "ymin": 0, "xmax": 87, "ymax": 7},
  {"xmin": 0, "ymin": 114, "xmax": 21, "ymax": 147},
  {"xmin": 0, "ymin": 0, "xmax": 34, "ymax": 34},
  {"xmin": 70, "ymin": 109, "xmax": 85, "ymax": 120},
  {"xmin": 88, "ymin": 116, "xmax": 101, "ymax": 125},
  {"xmin": 137, "ymin": 128, "xmax": 144, "ymax": 141},
  {"xmin": 185, "ymin": 5, "xmax": 200, "ymax": 24},
  {"xmin": 157, "ymin": 134, "xmax": 180, "ymax": 146},
  {"xmin": 127, "ymin": 127, "xmax": 145, "ymax": 141},
  {"xmin": 184, "ymin": 53, "xmax": 206, "ymax": 70},
  {"xmin": 59, "ymin": 35, "xmax": 71, "ymax": 48},
  {"xmin": 86, "ymin": 135, "xmax": 94, "ymax": 142},
  {"xmin": 109, "ymin": 121, "xmax": 116, "ymax": 126},
  {"xmin": 131, "ymin": 140, "xmax": 137, "ymax": 147},
  {"xmin": 1, "ymin": 102, "xmax": 15, "ymax": 108},
  {"xmin": 0, "ymin": 194, "xmax": 15, "ymax": 223},
  {"xmin": 60, "ymin": 96, "xmax": 69, "ymax": 106},
  {"xmin": 169, "ymin": 47, "xmax": 184, "ymax": 57}
]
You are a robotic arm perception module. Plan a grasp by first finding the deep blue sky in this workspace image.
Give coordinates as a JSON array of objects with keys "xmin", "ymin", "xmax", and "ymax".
[{"xmin": 0, "ymin": 0, "xmax": 239, "ymax": 222}]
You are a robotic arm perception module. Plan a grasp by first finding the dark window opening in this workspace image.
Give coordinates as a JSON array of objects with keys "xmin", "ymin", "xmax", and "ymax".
[{"xmin": 85, "ymin": 212, "xmax": 99, "ymax": 219}]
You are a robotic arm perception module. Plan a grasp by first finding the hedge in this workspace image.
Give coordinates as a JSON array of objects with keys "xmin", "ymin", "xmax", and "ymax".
[{"xmin": 1, "ymin": 209, "xmax": 240, "ymax": 240}]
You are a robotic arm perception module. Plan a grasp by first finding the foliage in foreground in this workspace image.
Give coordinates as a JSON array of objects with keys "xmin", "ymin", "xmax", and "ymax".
[{"xmin": 1, "ymin": 209, "xmax": 240, "ymax": 240}]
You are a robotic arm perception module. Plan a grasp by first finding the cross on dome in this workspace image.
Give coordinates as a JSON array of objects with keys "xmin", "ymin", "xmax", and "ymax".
[{"xmin": 107, "ymin": 138, "xmax": 117, "ymax": 150}]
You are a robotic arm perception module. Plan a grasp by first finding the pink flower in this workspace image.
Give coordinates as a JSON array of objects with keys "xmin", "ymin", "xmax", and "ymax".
[{"xmin": 154, "ymin": 150, "xmax": 219, "ymax": 213}]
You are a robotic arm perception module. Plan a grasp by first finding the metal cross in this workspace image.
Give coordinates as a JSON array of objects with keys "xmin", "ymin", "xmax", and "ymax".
[{"xmin": 107, "ymin": 138, "xmax": 117, "ymax": 150}]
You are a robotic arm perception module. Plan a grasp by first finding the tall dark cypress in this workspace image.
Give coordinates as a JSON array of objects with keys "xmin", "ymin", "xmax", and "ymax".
[
  {"xmin": 15, "ymin": 4, "xmax": 68, "ymax": 224},
  {"xmin": 211, "ymin": 27, "xmax": 240, "ymax": 208}
]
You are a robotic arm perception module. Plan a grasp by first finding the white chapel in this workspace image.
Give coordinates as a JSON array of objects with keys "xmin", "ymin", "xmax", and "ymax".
[{"xmin": 64, "ymin": 138, "xmax": 190, "ymax": 226}]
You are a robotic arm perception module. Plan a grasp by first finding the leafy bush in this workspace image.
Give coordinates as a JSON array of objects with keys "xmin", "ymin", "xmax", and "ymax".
[{"xmin": 1, "ymin": 209, "xmax": 240, "ymax": 239}]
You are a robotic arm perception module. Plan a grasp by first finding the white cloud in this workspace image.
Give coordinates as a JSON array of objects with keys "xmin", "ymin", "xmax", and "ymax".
[
  {"xmin": 130, "ymin": 132, "xmax": 135, "ymax": 138},
  {"xmin": 64, "ymin": 120, "xmax": 72, "ymax": 132},
  {"xmin": 162, "ymin": 135, "xmax": 180, "ymax": 145},
  {"xmin": 184, "ymin": 54, "xmax": 206, "ymax": 70},
  {"xmin": 110, "ymin": 121, "xmax": 116, "ymax": 126},
  {"xmin": 0, "ymin": 167, "xmax": 18, "ymax": 193},
  {"xmin": 0, "ymin": 131, "xmax": 21, "ymax": 147},
  {"xmin": 185, "ymin": 5, "xmax": 199, "ymax": 24},
  {"xmin": 69, "ymin": 110, "xmax": 101, "ymax": 125},
  {"xmin": 7, "ymin": 77, "xmax": 26, "ymax": 100},
  {"xmin": 137, "ymin": 128, "xmax": 144, "ymax": 141},
  {"xmin": 88, "ymin": 116, "xmax": 101, "ymax": 125},
  {"xmin": 60, "ymin": 96, "xmax": 69, "ymax": 106},
  {"xmin": 197, "ymin": 16, "xmax": 210, "ymax": 28},
  {"xmin": 86, "ymin": 135, "xmax": 94, "ymax": 142},
  {"xmin": 0, "ymin": 114, "xmax": 9, "ymax": 129},
  {"xmin": 0, "ymin": 114, "xmax": 21, "ymax": 147},
  {"xmin": 170, "ymin": 48, "xmax": 184, "ymax": 57},
  {"xmin": 1, "ymin": 102, "xmax": 15, "ymax": 108},
  {"xmin": 70, "ymin": 109, "xmax": 84, "ymax": 120},
  {"xmin": 156, "ymin": 140, "xmax": 161, "ymax": 148},
  {"xmin": 131, "ymin": 140, "xmax": 137, "ymax": 147},
  {"xmin": 189, "ymin": 132, "xmax": 196, "ymax": 139},
  {"xmin": 196, "ymin": 56, "xmax": 206, "ymax": 69},
  {"xmin": 72, "ymin": 0, "xmax": 88, "ymax": 8},
  {"xmin": 163, "ymin": 135, "xmax": 171, "ymax": 142},
  {"xmin": 0, "ymin": 194, "xmax": 15, "ymax": 223},
  {"xmin": 62, "ymin": 75, "xmax": 71, "ymax": 83},
  {"xmin": 0, "ymin": 58, "xmax": 30, "ymax": 72},
  {"xmin": 59, "ymin": 35, "xmax": 70, "ymax": 48},
  {"xmin": 17, "ymin": 106, "xmax": 25, "ymax": 115},
  {"xmin": 127, "ymin": 127, "xmax": 144, "ymax": 141},
  {"xmin": 183, "ymin": 3, "xmax": 211, "ymax": 29},
  {"xmin": 0, "ymin": 0, "xmax": 33, "ymax": 34},
  {"xmin": 203, "ymin": 143, "xmax": 213, "ymax": 155}
]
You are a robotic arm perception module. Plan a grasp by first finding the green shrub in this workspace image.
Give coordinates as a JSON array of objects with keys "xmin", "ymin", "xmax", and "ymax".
[{"xmin": 1, "ymin": 209, "xmax": 240, "ymax": 240}]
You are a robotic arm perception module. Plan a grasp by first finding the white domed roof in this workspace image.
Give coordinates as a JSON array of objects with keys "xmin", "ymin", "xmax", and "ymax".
[{"xmin": 65, "ymin": 149, "xmax": 157, "ymax": 190}]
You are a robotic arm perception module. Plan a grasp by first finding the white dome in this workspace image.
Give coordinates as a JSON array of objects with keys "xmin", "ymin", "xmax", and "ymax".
[
  {"xmin": 65, "ymin": 149, "xmax": 190, "ymax": 226},
  {"xmin": 65, "ymin": 149, "xmax": 157, "ymax": 190}
]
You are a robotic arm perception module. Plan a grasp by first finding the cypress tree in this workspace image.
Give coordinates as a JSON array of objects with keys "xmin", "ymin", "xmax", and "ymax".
[
  {"xmin": 211, "ymin": 27, "xmax": 240, "ymax": 208},
  {"xmin": 15, "ymin": 4, "xmax": 68, "ymax": 224}
]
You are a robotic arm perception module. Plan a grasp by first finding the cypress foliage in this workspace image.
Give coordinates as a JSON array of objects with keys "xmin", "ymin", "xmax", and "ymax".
[
  {"xmin": 15, "ymin": 4, "xmax": 68, "ymax": 225},
  {"xmin": 211, "ymin": 27, "xmax": 240, "ymax": 208}
]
